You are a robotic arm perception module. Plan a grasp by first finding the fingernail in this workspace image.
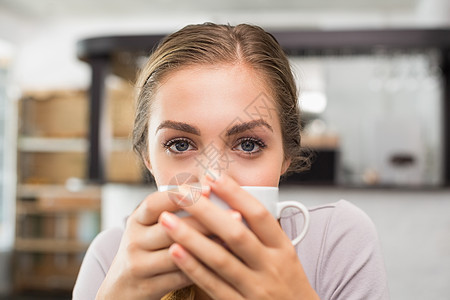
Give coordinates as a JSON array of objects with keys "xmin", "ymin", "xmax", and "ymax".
[
  {"xmin": 169, "ymin": 243, "xmax": 186, "ymax": 259},
  {"xmin": 230, "ymin": 210, "xmax": 242, "ymax": 221},
  {"xmin": 160, "ymin": 212, "xmax": 178, "ymax": 230},
  {"xmin": 205, "ymin": 170, "xmax": 221, "ymax": 183},
  {"xmin": 201, "ymin": 184, "xmax": 211, "ymax": 195}
]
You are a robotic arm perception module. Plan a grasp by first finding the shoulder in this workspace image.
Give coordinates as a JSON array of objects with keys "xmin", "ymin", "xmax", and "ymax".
[
  {"xmin": 311, "ymin": 200, "xmax": 389, "ymax": 299},
  {"xmin": 281, "ymin": 199, "xmax": 377, "ymax": 246},
  {"xmin": 322, "ymin": 199, "xmax": 377, "ymax": 240},
  {"xmin": 88, "ymin": 226, "xmax": 124, "ymax": 274},
  {"xmin": 308, "ymin": 199, "xmax": 374, "ymax": 224},
  {"xmin": 73, "ymin": 227, "xmax": 124, "ymax": 299},
  {"xmin": 301, "ymin": 199, "xmax": 381, "ymax": 265},
  {"xmin": 282, "ymin": 200, "xmax": 389, "ymax": 299},
  {"xmin": 92, "ymin": 226, "xmax": 124, "ymax": 249}
]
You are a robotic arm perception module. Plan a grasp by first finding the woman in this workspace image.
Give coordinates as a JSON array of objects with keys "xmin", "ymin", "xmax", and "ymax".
[{"xmin": 73, "ymin": 23, "xmax": 389, "ymax": 299}]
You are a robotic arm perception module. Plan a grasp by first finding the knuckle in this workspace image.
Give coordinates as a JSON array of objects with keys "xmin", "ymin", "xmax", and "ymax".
[
  {"xmin": 141, "ymin": 197, "xmax": 156, "ymax": 217},
  {"xmin": 125, "ymin": 213, "xmax": 137, "ymax": 229},
  {"xmin": 211, "ymin": 254, "xmax": 229, "ymax": 270},
  {"xmin": 286, "ymin": 247, "xmax": 300, "ymax": 263},
  {"xmin": 266, "ymin": 263, "xmax": 280, "ymax": 278},
  {"xmin": 203, "ymin": 279, "xmax": 216, "ymax": 293},
  {"xmin": 126, "ymin": 258, "xmax": 142, "ymax": 276},
  {"xmin": 287, "ymin": 244, "xmax": 297, "ymax": 257},
  {"xmin": 134, "ymin": 194, "xmax": 161, "ymax": 222},
  {"xmin": 227, "ymin": 227, "xmax": 247, "ymax": 244},
  {"xmin": 180, "ymin": 254, "xmax": 197, "ymax": 274},
  {"xmin": 277, "ymin": 241, "xmax": 298, "ymax": 259},
  {"xmin": 136, "ymin": 281, "xmax": 153, "ymax": 296},
  {"xmin": 228, "ymin": 182, "xmax": 241, "ymax": 195},
  {"xmin": 177, "ymin": 272, "xmax": 191, "ymax": 286},
  {"xmin": 251, "ymin": 277, "xmax": 274, "ymax": 299},
  {"xmin": 170, "ymin": 272, "xmax": 191, "ymax": 290},
  {"xmin": 252, "ymin": 205, "xmax": 271, "ymax": 221},
  {"xmin": 126, "ymin": 240, "xmax": 140, "ymax": 254},
  {"xmin": 197, "ymin": 271, "xmax": 216, "ymax": 292},
  {"xmin": 253, "ymin": 287, "xmax": 268, "ymax": 299},
  {"xmin": 124, "ymin": 248, "xmax": 145, "ymax": 273}
]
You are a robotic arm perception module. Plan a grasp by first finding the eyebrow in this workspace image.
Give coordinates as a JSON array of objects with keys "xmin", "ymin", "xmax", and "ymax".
[
  {"xmin": 225, "ymin": 119, "xmax": 273, "ymax": 136},
  {"xmin": 155, "ymin": 119, "xmax": 273, "ymax": 136},
  {"xmin": 156, "ymin": 120, "xmax": 201, "ymax": 135}
]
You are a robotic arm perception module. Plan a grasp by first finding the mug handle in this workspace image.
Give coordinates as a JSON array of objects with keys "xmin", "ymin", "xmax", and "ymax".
[{"xmin": 276, "ymin": 201, "xmax": 310, "ymax": 246}]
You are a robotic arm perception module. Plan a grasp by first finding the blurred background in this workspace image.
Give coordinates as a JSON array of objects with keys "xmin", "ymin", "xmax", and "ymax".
[{"xmin": 0, "ymin": 0, "xmax": 449, "ymax": 299}]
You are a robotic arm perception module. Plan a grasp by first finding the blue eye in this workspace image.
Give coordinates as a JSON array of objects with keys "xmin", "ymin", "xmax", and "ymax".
[
  {"xmin": 163, "ymin": 138, "xmax": 195, "ymax": 153},
  {"xmin": 174, "ymin": 140, "xmax": 189, "ymax": 151},
  {"xmin": 241, "ymin": 140, "xmax": 256, "ymax": 152},
  {"xmin": 234, "ymin": 137, "xmax": 266, "ymax": 154}
]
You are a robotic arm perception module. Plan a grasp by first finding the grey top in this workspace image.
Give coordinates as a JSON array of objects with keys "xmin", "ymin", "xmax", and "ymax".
[{"xmin": 73, "ymin": 200, "xmax": 389, "ymax": 299}]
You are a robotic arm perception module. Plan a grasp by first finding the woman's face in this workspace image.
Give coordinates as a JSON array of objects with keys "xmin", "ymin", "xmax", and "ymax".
[{"xmin": 146, "ymin": 63, "xmax": 290, "ymax": 187}]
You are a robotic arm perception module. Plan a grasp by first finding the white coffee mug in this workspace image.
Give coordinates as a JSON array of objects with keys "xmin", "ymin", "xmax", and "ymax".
[{"xmin": 158, "ymin": 185, "xmax": 310, "ymax": 246}]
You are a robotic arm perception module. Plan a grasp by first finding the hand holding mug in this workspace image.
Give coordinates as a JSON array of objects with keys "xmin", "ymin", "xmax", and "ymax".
[
  {"xmin": 158, "ymin": 173, "xmax": 318, "ymax": 300},
  {"xmin": 158, "ymin": 185, "xmax": 310, "ymax": 246}
]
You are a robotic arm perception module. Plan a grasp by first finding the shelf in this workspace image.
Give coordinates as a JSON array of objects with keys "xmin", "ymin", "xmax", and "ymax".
[
  {"xmin": 14, "ymin": 275, "xmax": 76, "ymax": 292},
  {"xmin": 14, "ymin": 251, "xmax": 82, "ymax": 292},
  {"xmin": 18, "ymin": 136, "xmax": 132, "ymax": 153},
  {"xmin": 111, "ymin": 138, "xmax": 132, "ymax": 152},
  {"xmin": 15, "ymin": 238, "xmax": 90, "ymax": 253},
  {"xmin": 16, "ymin": 200, "xmax": 99, "ymax": 215},
  {"xmin": 17, "ymin": 184, "xmax": 101, "ymax": 212},
  {"xmin": 14, "ymin": 89, "xmax": 103, "ymax": 294},
  {"xmin": 18, "ymin": 137, "xmax": 88, "ymax": 152},
  {"xmin": 17, "ymin": 183, "xmax": 100, "ymax": 197}
]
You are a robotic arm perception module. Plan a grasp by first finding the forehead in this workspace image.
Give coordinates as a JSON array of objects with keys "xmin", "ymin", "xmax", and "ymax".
[{"xmin": 150, "ymin": 64, "xmax": 280, "ymax": 131}]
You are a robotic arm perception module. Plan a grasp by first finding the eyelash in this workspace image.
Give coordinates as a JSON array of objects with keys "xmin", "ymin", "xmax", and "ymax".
[
  {"xmin": 233, "ymin": 137, "xmax": 266, "ymax": 155},
  {"xmin": 161, "ymin": 137, "xmax": 267, "ymax": 155},
  {"xmin": 162, "ymin": 137, "xmax": 196, "ymax": 154}
]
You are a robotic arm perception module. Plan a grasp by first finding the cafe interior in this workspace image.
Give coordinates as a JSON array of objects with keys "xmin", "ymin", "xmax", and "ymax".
[{"xmin": 0, "ymin": 0, "xmax": 449, "ymax": 299}]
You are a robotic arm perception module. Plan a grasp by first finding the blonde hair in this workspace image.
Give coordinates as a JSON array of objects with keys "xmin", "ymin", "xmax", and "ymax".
[
  {"xmin": 161, "ymin": 286, "xmax": 195, "ymax": 300},
  {"xmin": 133, "ymin": 23, "xmax": 309, "ymax": 176}
]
